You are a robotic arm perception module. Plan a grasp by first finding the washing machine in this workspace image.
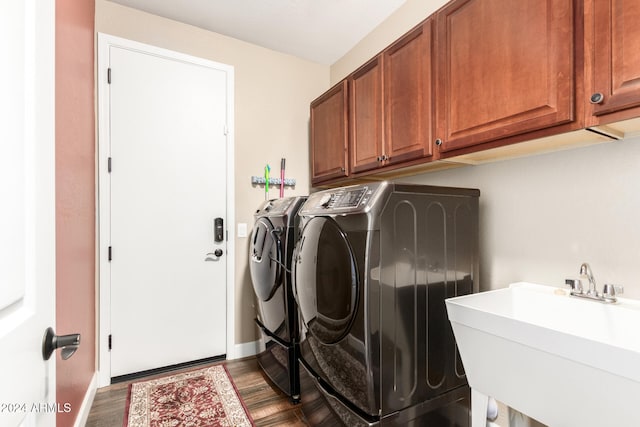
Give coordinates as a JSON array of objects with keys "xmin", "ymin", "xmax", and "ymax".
[
  {"xmin": 249, "ymin": 196, "xmax": 306, "ymax": 402},
  {"xmin": 293, "ymin": 182, "xmax": 479, "ymax": 426}
]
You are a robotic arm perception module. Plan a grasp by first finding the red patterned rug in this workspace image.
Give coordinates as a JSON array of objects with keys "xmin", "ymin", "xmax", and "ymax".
[{"xmin": 123, "ymin": 365, "xmax": 254, "ymax": 427}]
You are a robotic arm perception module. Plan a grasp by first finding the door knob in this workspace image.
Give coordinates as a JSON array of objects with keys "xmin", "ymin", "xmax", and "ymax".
[
  {"xmin": 204, "ymin": 248, "xmax": 224, "ymax": 261},
  {"xmin": 42, "ymin": 327, "xmax": 81, "ymax": 361}
]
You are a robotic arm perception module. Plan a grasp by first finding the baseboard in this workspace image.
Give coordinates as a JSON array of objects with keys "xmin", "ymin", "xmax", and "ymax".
[
  {"xmin": 73, "ymin": 372, "xmax": 97, "ymax": 427},
  {"xmin": 229, "ymin": 340, "xmax": 261, "ymax": 359}
]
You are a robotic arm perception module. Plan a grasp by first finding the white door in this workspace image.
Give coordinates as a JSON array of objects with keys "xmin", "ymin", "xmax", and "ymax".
[
  {"xmin": 0, "ymin": 0, "xmax": 56, "ymax": 426},
  {"xmin": 105, "ymin": 40, "xmax": 231, "ymax": 377}
]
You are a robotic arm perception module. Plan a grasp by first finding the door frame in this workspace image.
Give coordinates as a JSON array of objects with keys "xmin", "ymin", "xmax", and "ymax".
[{"xmin": 96, "ymin": 33, "xmax": 236, "ymax": 387}]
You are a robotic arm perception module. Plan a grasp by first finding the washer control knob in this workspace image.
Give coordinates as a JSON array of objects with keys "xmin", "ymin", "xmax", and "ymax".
[{"xmin": 318, "ymin": 193, "xmax": 332, "ymax": 207}]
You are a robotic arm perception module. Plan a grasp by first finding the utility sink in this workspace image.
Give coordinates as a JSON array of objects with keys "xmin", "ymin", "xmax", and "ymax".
[{"xmin": 446, "ymin": 282, "xmax": 640, "ymax": 427}]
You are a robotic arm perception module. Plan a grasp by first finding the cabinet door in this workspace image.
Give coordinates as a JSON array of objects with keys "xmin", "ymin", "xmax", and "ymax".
[
  {"xmin": 590, "ymin": 0, "xmax": 640, "ymax": 118},
  {"xmin": 436, "ymin": 0, "xmax": 575, "ymax": 153},
  {"xmin": 310, "ymin": 80, "xmax": 349, "ymax": 185},
  {"xmin": 384, "ymin": 20, "xmax": 434, "ymax": 163},
  {"xmin": 350, "ymin": 56, "xmax": 384, "ymax": 174}
]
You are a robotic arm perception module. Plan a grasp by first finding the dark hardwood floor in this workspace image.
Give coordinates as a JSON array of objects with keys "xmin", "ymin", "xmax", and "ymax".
[{"xmin": 86, "ymin": 356, "xmax": 307, "ymax": 426}]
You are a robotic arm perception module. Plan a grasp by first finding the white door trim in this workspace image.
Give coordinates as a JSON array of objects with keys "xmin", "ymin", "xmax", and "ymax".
[{"xmin": 96, "ymin": 33, "xmax": 236, "ymax": 387}]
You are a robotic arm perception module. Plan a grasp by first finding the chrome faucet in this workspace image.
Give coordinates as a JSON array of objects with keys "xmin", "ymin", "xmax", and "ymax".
[
  {"xmin": 579, "ymin": 262, "xmax": 597, "ymax": 296},
  {"xmin": 565, "ymin": 262, "xmax": 623, "ymax": 304}
]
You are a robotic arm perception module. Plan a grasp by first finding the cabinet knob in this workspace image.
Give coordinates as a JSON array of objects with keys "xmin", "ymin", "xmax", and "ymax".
[
  {"xmin": 376, "ymin": 156, "xmax": 382, "ymax": 162},
  {"xmin": 590, "ymin": 92, "xmax": 604, "ymax": 104},
  {"xmin": 435, "ymin": 138, "xmax": 443, "ymax": 146}
]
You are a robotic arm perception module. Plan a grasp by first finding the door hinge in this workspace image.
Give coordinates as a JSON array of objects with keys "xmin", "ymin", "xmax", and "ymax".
[
  {"xmin": 108, "ymin": 334, "xmax": 112, "ymax": 350},
  {"xmin": 107, "ymin": 68, "xmax": 111, "ymax": 84},
  {"xmin": 108, "ymin": 246, "xmax": 112, "ymax": 261},
  {"xmin": 107, "ymin": 157, "xmax": 112, "ymax": 173},
  {"xmin": 223, "ymin": 125, "xmax": 228, "ymax": 135}
]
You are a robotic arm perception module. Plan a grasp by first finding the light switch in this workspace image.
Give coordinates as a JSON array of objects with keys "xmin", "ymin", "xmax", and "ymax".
[{"xmin": 237, "ymin": 223, "xmax": 248, "ymax": 238}]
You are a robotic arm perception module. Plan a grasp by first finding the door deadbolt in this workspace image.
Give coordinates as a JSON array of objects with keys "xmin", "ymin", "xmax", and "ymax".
[{"xmin": 214, "ymin": 218, "xmax": 224, "ymax": 242}]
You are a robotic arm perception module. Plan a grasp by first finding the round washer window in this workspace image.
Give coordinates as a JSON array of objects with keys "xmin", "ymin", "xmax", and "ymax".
[{"xmin": 294, "ymin": 217, "xmax": 358, "ymax": 344}]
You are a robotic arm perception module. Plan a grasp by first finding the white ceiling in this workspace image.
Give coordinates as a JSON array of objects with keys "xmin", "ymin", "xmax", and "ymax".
[{"xmin": 107, "ymin": 0, "xmax": 407, "ymax": 65}]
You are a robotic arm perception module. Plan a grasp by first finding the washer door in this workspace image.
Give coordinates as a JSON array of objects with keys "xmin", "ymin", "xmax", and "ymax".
[
  {"xmin": 249, "ymin": 218, "xmax": 282, "ymax": 301},
  {"xmin": 295, "ymin": 217, "xmax": 358, "ymax": 344}
]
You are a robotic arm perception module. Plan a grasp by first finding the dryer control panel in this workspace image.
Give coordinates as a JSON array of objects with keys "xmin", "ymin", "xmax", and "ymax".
[
  {"xmin": 318, "ymin": 187, "xmax": 367, "ymax": 209},
  {"xmin": 301, "ymin": 182, "xmax": 388, "ymax": 215},
  {"xmin": 255, "ymin": 197, "xmax": 294, "ymax": 215}
]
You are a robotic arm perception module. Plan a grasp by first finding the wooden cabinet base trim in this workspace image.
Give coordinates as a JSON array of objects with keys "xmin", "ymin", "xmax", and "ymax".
[
  {"xmin": 445, "ymin": 129, "xmax": 614, "ymax": 165},
  {"xmin": 589, "ymin": 117, "xmax": 640, "ymax": 141},
  {"xmin": 315, "ymin": 124, "xmax": 626, "ymax": 188}
]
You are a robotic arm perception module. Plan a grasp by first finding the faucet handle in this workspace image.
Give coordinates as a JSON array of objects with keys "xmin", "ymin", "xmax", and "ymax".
[
  {"xmin": 565, "ymin": 278, "xmax": 583, "ymax": 294},
  {"xmin": 602, "ymin": 284, "xmax": 623, "ymax": 298}
]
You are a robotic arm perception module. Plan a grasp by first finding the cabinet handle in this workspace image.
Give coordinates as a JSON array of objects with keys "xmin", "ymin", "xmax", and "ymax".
[
  {"xmin": 590, "ymin": 92, "xmax": 604, "ymax": 104},
  {"xmin": 435, "ymin": 138, "xmax": 443, "ymax": 146}
]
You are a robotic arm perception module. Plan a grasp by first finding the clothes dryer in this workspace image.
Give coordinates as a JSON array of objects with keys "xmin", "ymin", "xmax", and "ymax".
[
  {"xmin": 293, "ymin": 182, "xmax": 479, "ymax": 426},
  {"xmin": 249, "ymin": 196, "xmax": 306, "ymax": 402}
]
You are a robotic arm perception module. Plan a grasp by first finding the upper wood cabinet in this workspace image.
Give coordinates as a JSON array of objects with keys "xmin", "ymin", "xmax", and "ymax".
[
  {"xmin": 384, "ymin": 20, "xmax": 434, "ymax": 165},
  {"xmin": 435, "ymin": 0, "xmax": 576, "ymax": 153},
  {"xmin": 350, "ymin": 56, "xmax": 384, "ymax": 174},
  {"xmin": 309, "ymin": 0, "xmax": 640, "ymax": 184},
  {"xmin": 349, "ymin": 20, "xmax": 434, "ymax": 175},
  {"xmin": 587, "ymin": 0, "xmax": 640, "ymax": 123},
  {"xmin": 310, "ymin": 80, "xmax": 349, "ymax": 185}
]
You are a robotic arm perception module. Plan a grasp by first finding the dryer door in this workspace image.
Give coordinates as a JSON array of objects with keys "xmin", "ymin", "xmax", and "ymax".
[
  {"xmin": 294, "ymin": 217, "xmax": 358, "ymax": 344},
  {"xmin": 249, "ymin": 218, "xmax": 282, "ymax": 301}
]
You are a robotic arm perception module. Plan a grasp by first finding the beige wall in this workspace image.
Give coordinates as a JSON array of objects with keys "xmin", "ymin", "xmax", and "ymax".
[
  {"xmin": 331, "ymin": 0, "xmax": 448, "ymax": 84},
  {"xmin": 95, "ymin": 0, "xmax": 329, "ymax": 345}
]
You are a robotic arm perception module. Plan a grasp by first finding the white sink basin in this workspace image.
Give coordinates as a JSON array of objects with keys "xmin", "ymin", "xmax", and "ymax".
[{"xmin": 446, "ymin": 282, "xmax": 640, "ymax": 427}]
